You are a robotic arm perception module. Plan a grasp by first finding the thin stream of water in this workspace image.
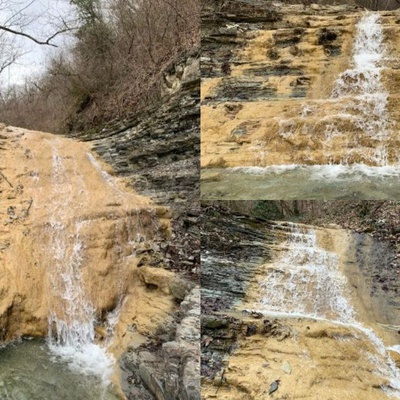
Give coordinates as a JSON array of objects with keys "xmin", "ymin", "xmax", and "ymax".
[
  {"xmin": 202, "ymin": 12, "xmax": 400, "ymax": 200},
  {"xmin": 257, "ymin": 222, "xmax": 400, "ymax": 398},
  {"xmin": 46, "ymin": 143, "xmax": 114, "ymax": 385}
]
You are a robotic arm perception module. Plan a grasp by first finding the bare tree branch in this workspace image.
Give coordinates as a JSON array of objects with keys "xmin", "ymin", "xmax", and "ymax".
[
  {"xmin": 0, "ymin": 25, "xmax": 72, "ymax": 47},
  {"xmin": 0, "ymin": 52, "xmax": 18, "ymax": 75}
]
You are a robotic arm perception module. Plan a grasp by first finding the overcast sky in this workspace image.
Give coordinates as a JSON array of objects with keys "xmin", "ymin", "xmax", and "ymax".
[{"xmin": 0, "ymin": 0, "xmax": 75, "ymax": 87}]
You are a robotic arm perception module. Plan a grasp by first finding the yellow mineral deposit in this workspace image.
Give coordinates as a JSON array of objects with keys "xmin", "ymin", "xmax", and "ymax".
[
  {"xmin": 201, "ymin": 11, "xmax": 400, "ymax": 168},
  {"xmin": 0, "ymin": 125, "xmax": 177, "ymax": 398},
  {"xmin": 202, "ymin": 223, "xmax": 400, "ymax": 400}
]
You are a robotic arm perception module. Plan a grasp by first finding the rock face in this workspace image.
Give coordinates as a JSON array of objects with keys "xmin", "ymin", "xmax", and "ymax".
[
  {"xmin": 201, "ymin": 206, "xmax": 277, "ymax": 313},
  {"xmin": 65, "ymin": 52, "xmax": 200, "ymax": 399},
  {"xmin": 81, "ymin": 53, "xmax": 199, "ymax": 210},
  {"xmin": 121, "ymin": 288, "xmax": 200, "ymax": 400},
  {"xmin": 201, "ymin": 2, "xmax": 400, "ymax": 168},
  {"xmin": 74, "ymin": 53, "xmax": 201, "ymax": 399},
  {"xmin": 0, "ymin": 126, "xmax": 199, "ymax": 400},
  {"xmin": 74, "ymin": 51, "xmax": 200, "ymax": 279},
  {"xmin": 0, "ymin": 127, "xmax": 171, "ymax": 342},
  {"xmin": 200, "ymin": 206, "xmax": 400, "ymax": 400}
]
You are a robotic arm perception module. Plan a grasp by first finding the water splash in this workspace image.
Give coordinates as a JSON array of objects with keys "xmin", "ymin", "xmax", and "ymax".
[
  {"xmin": 257, "ymin": 222, "xmax": 400, "ymax": 398},
  {"xmin": 329, "ymin": 12, "xmax": 390, "ymax": 165},
  {"xmin": 46, "ymin": 144, "xmax": 114, "ymax": 384}
]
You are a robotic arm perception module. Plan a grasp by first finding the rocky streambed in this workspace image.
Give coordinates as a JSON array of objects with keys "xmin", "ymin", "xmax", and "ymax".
[{"xmin": 201, "ymin": 205, "xmax": 400, "ymax": 399}]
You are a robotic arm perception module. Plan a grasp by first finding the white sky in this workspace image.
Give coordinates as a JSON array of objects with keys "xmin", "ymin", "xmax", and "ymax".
[{"xmin": 0, "ymin": 0, "xmax": 75, "ymax": 87}]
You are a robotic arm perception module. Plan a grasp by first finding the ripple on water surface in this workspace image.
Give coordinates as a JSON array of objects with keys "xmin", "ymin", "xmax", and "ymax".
[
  {"xmin": 0, "ymin": 340, "xmax": 119, "ymax": 400},
  {"xmin": 201, "ymin": 165, "xmax": 400, "ymax": 200}
]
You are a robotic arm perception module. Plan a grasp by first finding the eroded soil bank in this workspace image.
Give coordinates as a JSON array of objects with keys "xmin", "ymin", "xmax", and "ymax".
[
  {"xmin": 201, "ymin": 205, "xmax": 400, "ymax": 399},
  {"xmin": 0, "ymin": 125, "xmax": 199, "ymax": 399}
]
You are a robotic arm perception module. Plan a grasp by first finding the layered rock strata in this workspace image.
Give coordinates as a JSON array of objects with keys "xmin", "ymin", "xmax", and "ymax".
[
  {"xmin": 201, "ymin": 2, "xmax": 400, "ymax": 169},
  {"xmin": 66, "ymin": 52, "xmax": 201, "ymax": 399},
  {"xmin": 0, "ymin": 125, "xmax": 200, "ymax": 399},
  {"xmin": 201, "ymin": 206, "xmax": 400, "ymax": 400}
]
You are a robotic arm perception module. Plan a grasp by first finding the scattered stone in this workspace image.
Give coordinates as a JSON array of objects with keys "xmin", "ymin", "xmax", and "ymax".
[
  {"xmin": 281, "ymin": 361, "xmax": 292, "ymax": 374},
  {"xmin": 318, "ymin": 28, "xmax": 338, "ymax": 45},
  {"xmin": 203, "ymin": 316, "xmax": 229, "ymax": 330},
  {"xmin": 269, "ymin": 379, "xmax": 280, "ymax": 395},
  {"xmin": 246, "ymin": 324, "xmax": 257, "ymax": 336}
]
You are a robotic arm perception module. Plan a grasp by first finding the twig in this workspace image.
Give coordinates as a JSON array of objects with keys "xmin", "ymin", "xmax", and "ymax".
[
  {"xmin": 215, "ymin": 368, "xmax": 226, "ymax": 395},
  {"xmin": 0, "ymin": 25, "xmax": 73, "ymax": 47},
  {"xmin": 24, "ymin": 198, "xmax": 33, "ymax": 217},
  {"xmin": 370, "ymin": 201, "xmax": 386, "ymax": 216},
  {"xmin": 0, "ymin": 171, "xmax": 13, "ymax": 187}
]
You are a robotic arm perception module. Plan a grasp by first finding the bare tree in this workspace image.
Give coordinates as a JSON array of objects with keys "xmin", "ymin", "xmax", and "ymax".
[
  {"xmin": 0, "ymin": 24, "xmax": 71, "ymax": 47},
  {"xmin": 0, "ymin": 0, "xmax": 73, "ymax": 47}
]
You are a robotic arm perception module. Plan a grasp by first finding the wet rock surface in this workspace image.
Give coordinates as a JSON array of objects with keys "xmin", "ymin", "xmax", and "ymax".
[
  {"xmin": 0, "ymin": 127, "xmax": 192, "ymax": 400},
  {"xmin": 200, "ymin": 205, "xmax": 281, "ymax": 382},
  {"xmin": 200, "ymin": 206, "xmax": 400, "ymax": 400},
  {"xmin": 65, "ymin": 53, "xmax": 200, "ymax": 399},
  {"xmin": 351, "ymin": 233, "xmax": 400, "ymax": 322},
  {"xmin": 121, "ymin": 287, "xmax": 200, "ymax": 400},
  {"xmin": 0, "ymin": 53, "xmax": 200, "ymax": 399},
  {"xmin": 70, "ymin": 53, "xmax": 200, "ymax": 280},
  {"xmin": 200, "ymin": 205, "xmax": 277, "ymax": 314},
  {"xmin": 201, "ymin": 2, "xmax": 400, "ymax": 170},
  {"xmin": 297, "ymin": 201, "xmax": 400, "ymax": 324}
]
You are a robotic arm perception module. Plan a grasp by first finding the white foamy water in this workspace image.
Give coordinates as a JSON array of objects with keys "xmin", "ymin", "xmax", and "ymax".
[
  {"xmin": 333, "ymin": 13, "xmax": 386, "ymax": 100},
  {"xmin": 230, "ymin": 163, "xmax": 400, "ymax": 178},
  {"xmin": 201, "ymin": 164, "xmax": 400, "ymax": 200},
  {"xmin": 276, "ymin": 12, "xmax": 392, "ymax": 166},
  {"xmin": 329, "ymin": 13, "xmax": 390, "ymax": 165},
  {"xmin": 46, "ymin": 145, "xmax": 114, "ymax": 384},
  {"xmin": 259, "ymin": 223, "xmax": 356, "ymax": 322},
  {"xmin": 257, "ymin": 222, "xmax": 400, "ymax": 398}
]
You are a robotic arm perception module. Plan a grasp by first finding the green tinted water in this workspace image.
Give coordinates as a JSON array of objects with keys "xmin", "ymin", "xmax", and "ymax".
[
  {"xmin": 201, "ymin": 166, "xmax": 400, "ymax": 200},
  {"xmin": 0, "ymin": 340, "xmax": 119, "ymax": 400}
]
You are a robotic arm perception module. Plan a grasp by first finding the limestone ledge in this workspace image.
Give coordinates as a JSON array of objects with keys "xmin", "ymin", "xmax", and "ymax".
[
  {"xmin": 0, "ymin": 126, "xmax": 199, "ymax": 400},
  {"xmin": 201, "ymin": 2, "xmax": 400, "ymax": 168}
]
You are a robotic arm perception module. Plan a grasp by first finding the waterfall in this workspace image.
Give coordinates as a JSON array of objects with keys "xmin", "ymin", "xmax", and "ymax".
[
  {"xmin": 46, "ymin": 144, "xmax": 114, "ymax": 384},
  {"xmin": 204, "ymin": 12, "xmax": 400, "ymax": 199},
  {"xmin": 260, "ymin": 224, "xmax": 356, "ymax": 322},
  {"xmin": 257, "ymin": 222, "xmax": 400, "ymax": 398},
  {"xmin": 328, "ymin": 13, "xmax": 390, "ymax": 166},
  {"xmin": 280, "ymin": 12, "xmax": 391, "ymax": 167}
]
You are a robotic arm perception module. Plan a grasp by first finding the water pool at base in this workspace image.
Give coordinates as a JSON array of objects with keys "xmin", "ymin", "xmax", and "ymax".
[
  {"xmin": 0, "ymin": 340, "xmax": 119, "ymax": 400},
  {"xmin": 201, "ymin": 166, "xmax": 400, "ymax": 200}
]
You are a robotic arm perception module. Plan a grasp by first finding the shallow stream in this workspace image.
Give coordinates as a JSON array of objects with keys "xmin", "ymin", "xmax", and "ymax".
[
  {"xmin": 201, "ymin": 165, "xmax": 400, "ymax": 199},
  {"xmin": 0, "ymin": 340, "xmax": 119, "ymax": 400}
]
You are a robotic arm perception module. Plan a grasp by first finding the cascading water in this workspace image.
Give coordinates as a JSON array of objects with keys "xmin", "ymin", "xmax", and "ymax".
[
  {"xmin": 327, "ymin": 13, "xmax": 390, "ymax": 166},
  {"xmin": 0, "ymin": 125, "xmax": 171, "ymax": 399},
  {"xmin": 256, "ymin": 222, "xmax": 400, "ymax": 398},
  {"xmin": 201, "ymin": 12, "xmax": 400, "ymax": 200},
  {"xmin": 259, "ymin": 225, "xmax": 356, "ymax": 322},
  {"xmin": 46, "ymin": 144, "xmax": 114, "ymax": 383},
  {"xmin": 279, "ymin": 12, "xmax": 391, "ymax": 166}
]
